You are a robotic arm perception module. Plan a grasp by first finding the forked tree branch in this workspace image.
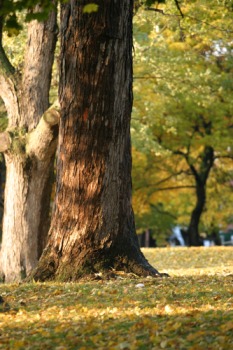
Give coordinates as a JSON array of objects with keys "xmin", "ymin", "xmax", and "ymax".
[
  {"xmin": 26, "ymin": 101, "xmax": 60, "ymax": 160},
  {"xmin": 0, "ymin": 102, "xmax": 60, "ymax": 156}
]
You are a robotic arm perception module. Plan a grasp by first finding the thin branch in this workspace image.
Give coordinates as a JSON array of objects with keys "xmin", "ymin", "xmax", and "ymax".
[
  {"xmin": 0, "ymin": 15, "xmax": 15, "ymax": 76},
  {"xmin": 149, "ymin": 170, "xmax": 187, "ymax": 187},
  {"xmin": 145, "ymin": 7, "xmax": 164, "ymax": 14},
  {"xmin": 185, "ymin": 14, "xmax": 233, "ymax": 34},
  {"xmin": 133, "ymin": 170, "xmax": 192, "ymax": 192},
  {"xmin": 173, "ymin": 150, "xmax": 187, "ymax": 157},
  {"xmin": 154, "ymin": 185, "xmax": 195, "ymax": 191},
  {"xmin": 174, "ymin": 0, "xmax": 184, "ymax": 18},
  {"xmin": 133, "ymin": 75, "xmax": 162, "ymax": 80},
  {"xmin": 135, "ymin": 185, "xmax": 195, "ymax": 192},
  {"xmin": 145, "ymin": 6, "xmax": 233, "ymax": 34},
  {"xmin": 150, "ymin": 204, "xmax": 177, "ymax": 219}
]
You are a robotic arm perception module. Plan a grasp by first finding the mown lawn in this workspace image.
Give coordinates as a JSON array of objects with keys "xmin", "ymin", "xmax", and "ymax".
[{"xmin": 0, "ymin": 247, "xmax": 233, "ymax": 349}]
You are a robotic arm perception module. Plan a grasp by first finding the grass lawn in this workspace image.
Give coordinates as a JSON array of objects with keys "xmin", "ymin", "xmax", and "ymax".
[{"xmin": 0, "ymin": 247, "xmax": 232, "ymax": 349}]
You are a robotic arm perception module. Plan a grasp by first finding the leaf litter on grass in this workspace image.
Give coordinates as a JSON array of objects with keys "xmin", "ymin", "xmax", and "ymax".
[{"xmin": 0, "ymin": 247, "xmax": 232, "ymax": 349}]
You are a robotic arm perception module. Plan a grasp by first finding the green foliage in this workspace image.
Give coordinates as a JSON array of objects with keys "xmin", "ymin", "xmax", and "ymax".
[
  {"xmin": 0, "ymin": 1, "xmax": 101, "ymax": 34},
  {"xmin": 0, "ymin": 0, "xmax": 57, "ymax": 35},
  {"xmin": 132, "ymin": 0, "xmax": 233, "ymax": 233},
  {"xmin": 0, "ymin": 0, "xmax": 56, "ymax": 17},
  {"xmin": 0, "ymin": 248, "xmax": 232, "ymax": 349},
  {"xmin": 4, "ymin": 14, "xmax": 23, "ymax": 36}
]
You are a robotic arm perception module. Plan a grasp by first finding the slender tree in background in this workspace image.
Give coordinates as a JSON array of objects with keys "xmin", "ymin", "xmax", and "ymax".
[
  {"xmin": 133, "ymin": 0, "xmax": 233, "ymax": 245},
  {"xmin": 33, "ymin": 0, "xmax": 162, "ymax": 281},
  {"xmin": 0, "ymin": 4, "xmax": 59, "ymax": 282}
]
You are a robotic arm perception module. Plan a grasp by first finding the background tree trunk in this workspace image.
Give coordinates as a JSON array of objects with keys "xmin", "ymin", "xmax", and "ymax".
[
  {"xmin": 187, "ymin": 145, "xmax": 214, "ymax": 246},
  {"xmin": 187, "ymin": 184, "xmax": 206, "ymax": 246},
  {"xmin": 33, "ymin": 0, "xmax": 161, "ymax": 282},
  {"xmin": 0, "ymin": 9, "xmax": 58, "ymax": 282}
]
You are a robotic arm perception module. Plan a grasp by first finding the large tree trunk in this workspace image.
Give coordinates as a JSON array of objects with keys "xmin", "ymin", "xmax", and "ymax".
[
  {"xmin": 32, "ymin": 0, "xmax": 161, "ymax": 282},
  {"xmin": 0, "ymin": 9, "xmax": 59, "ymax": 282}
]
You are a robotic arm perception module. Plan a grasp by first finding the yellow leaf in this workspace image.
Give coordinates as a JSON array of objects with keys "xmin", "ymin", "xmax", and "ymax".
[
  {"xmin": 160, "ymin": 340, "xmax": 168, "ymax": 348},
  {"xmin": 186, "ymin": 331, "xmax": 205, "ymax": 341},
  {"xmin": 220, "ymin": 321, "xmax": 233, "ymax": 332},
  {"xmin": 12, "ymin": 340, "xmax": 25, "ymax": 348},
  {"xmin": 83, "ymin": 3, "xmax": 99, "ymax": 13},
  {"xmin": 171, "ymin": 322, "xmax": 182, "ymax": 331},
  {"xmin": 164, "ymin": 304, "xmax": 174, "ymax": 314}
]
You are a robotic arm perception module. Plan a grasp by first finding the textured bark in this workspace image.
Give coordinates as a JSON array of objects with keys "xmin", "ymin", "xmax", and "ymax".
[
  {"xmin": 0, "ymin": 9, "xmax": 58, "ymax": 282},
  {"xmin": 0, "ymin": 132, "xmax": 10, "ymax": 152},
  {"xmin": 33, "ymin": 0, "xmax": 161, "ymax": 282},
  {"xmin": 1, "ymin": 152, "xmax": 55, "ymax": 280}
]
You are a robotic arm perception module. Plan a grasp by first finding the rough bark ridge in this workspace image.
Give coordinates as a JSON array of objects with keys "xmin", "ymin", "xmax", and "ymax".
[
  {"xmin": 0, "ymin": 8, "xmax": 59, "ymax": 282},
  {"xmin": 33, "ymin": 0, "xmax": 161, "ymax": 282}
]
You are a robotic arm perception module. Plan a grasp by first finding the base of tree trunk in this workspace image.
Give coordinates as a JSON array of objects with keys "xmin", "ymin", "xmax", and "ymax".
[{"xmin": 30, "ymin": 243, "xmax": 168, "ymax": 282}]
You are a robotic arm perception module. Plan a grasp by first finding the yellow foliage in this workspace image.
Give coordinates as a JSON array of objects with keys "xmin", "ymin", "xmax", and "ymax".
[{"xmin": 169, "ymin": 42, "xmax": 189, "ymax": 51}]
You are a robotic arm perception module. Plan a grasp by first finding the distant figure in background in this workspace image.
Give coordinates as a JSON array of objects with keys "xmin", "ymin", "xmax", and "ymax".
[{"xmin": 170, "ymin": 226, "xmax": 185, "ymax": 246}]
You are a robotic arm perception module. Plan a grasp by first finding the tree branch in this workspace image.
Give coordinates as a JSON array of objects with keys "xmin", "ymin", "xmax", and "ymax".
[
  {"xmin": 149, "ymin": 170, "xmax": 187, "ymax": 187},
  {"xmin": 145, "ymin": 3, "xmax": 232, "ymax": 34},
  {"xmin": 150, "ymin": 204, "xmax": 177, "ymax": 219},
  {"xmin": 154, "ymin": 185, "xmax": 195, "ymax": 191},
  {"xmin": 133, "ymin": 169, "xmax": 189, "ymax": 191},
  {"xmin": 145, "ymin": 7, "xmax": 164, "ymax": 14},
  {"xmin": 26, "ymin": 102, "xmax": 60, "ymax": 160},
  {"xmin": 0, "ymin": 14, "xmax": 20, "ymax": 122},
  {"xmin": 136, "ymin": 185, "xmax": 195, "ymax": 192},
  {"xmin": 214, "ymin": 154, "xmax": 233, "ymax": 160},
  {"xmin": 0, "ymin": 15, "xmax": 15, "ymax": 76},
  {"xmin": 134, "ymin": 75, "xmax": 162, "ymax": 80},
  {"xmin": 174, "ymin": 0, "xmax": 184, "ymax": 18}
]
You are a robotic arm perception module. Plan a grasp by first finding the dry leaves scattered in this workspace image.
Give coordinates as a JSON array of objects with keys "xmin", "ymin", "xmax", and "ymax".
[{"xmin": 0, "ymin": 247, "xmax": 232, "ymax": 349}]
